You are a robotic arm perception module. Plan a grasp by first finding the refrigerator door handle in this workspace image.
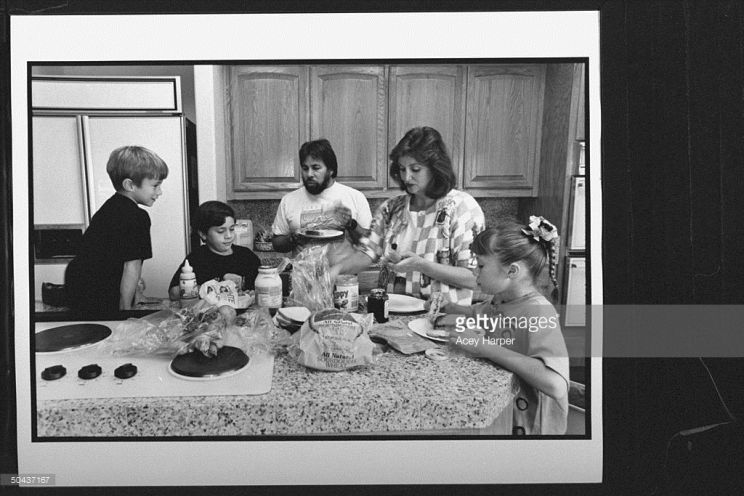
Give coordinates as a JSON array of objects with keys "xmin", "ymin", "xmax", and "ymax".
[
  {"xmin": 80, "ymin": 115, "xmax": 96, "ymax": 227},
  {"xmin": 76, "ymin": 115, "xmax": 92, "ymax": 229}
]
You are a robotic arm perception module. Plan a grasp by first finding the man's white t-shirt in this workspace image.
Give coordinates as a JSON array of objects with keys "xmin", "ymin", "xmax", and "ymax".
[{"xmin": 272, "ymin": 181, "xmax": 372, "ymax": 235}]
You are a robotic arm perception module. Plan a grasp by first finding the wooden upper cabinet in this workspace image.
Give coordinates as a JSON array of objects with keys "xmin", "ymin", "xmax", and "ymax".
[
  {"xmin": 227, "ymin": 66, "xmax": 309, "ymax": 197},
  {"xmin": 464, "ymin": 65, "xmax": 546, "ymax": 196},
  {"xmin": 310, "ymin": 66, "xmax": 387, "ymax": 190},
  {"xmin": 388, "ymin": 65, "xmax": 466, "ymax": 188}
]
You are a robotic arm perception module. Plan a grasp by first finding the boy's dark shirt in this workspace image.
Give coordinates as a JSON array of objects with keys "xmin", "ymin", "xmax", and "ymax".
[
  {"xmin": 169, "ymin": 244, "xmax": 261, "ymax": 291},
  {"xmin": 65, "ymin": 193, "xmax": 152, "ymax": 314}
]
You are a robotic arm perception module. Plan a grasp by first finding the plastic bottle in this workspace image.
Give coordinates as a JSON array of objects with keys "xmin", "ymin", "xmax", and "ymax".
[
  {"xmin": 179, "ymin": 260, "xmax": 199, "ymax": 306},
  {"xmin": 255, "ymin": 265, "xmax": 282, "ymax": 316}
]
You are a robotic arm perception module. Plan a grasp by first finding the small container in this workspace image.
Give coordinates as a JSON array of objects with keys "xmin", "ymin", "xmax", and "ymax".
[
  {"xmin": 437, "ymin": 248, "xmax": 450, "ymax": 265},
  {"xmin": 255, "ymin": 265, "xmax": 282, "ymax": 316},
  {"xmin": 179, "ymin": 260, "xmax": 199, "ymax": 306},
  {"xmin": 367, "ymin": 288, "xmax": 389, "ymax": 323},
  {"xmin": 234, "ymin": 219, "xmax": 254, "ymax": 250},
  {"xmin": 333, "ymin": 274, "xmax": 359, "ymax": 311}
]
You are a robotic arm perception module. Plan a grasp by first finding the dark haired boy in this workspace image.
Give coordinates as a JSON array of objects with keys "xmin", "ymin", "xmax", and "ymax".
[
  {"xmin": 168, "ymin": 201, "xmax": 261, "ymax": 300},
  {"xmin": 65, "ymin": 145, "xmax": 168, "ymax": 315}
]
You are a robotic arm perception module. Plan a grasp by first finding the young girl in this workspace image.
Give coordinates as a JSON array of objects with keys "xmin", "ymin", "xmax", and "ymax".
[
  {"xmin": 168, "ymin": 201, "xmax": 262, "ymax": 300},
  {"xmin": 443, "ymin": 216, "xmax": 570, "ymax": 435}
]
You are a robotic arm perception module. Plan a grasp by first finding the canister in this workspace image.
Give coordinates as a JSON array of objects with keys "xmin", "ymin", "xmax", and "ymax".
[
  {"xmin": 367, "ymin": 288, "xmax": 389, "ymax": 323},
  {"xmin": 255, "ymin": 265, "xmax": 282, "ymax": 315},
  {"xmin": 333, "ymin": 274, "xmax": 359, "ymax": 311}
]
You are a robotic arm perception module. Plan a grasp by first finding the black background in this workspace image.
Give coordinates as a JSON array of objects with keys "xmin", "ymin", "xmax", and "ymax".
[{"xmin": 3, "ymin": 1, "xmax": 744, "ymax": 495}]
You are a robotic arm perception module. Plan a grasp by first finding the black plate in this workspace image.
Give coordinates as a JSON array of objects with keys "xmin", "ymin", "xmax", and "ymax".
[
  {"xmin": 35, "ymin": 323, "xmax": 112, "ymax": 353},
  {"xmin": 169, "ymin": 346, "xmax": 250, "ymax": 378}
]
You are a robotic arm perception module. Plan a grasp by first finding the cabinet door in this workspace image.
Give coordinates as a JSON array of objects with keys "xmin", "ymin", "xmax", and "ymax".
[
  {"xmin": 228, "ymin": 66, "xmax": 309, "ymax": 197},
  {"xmin": 32, "ymin": 116, "xmax": 88, "ymax": 226},
  {"xmin": 464, "ymin": 65, "xmax": 546, "ymax": 196},
  {"xmin": 310, "ymin": 65, "xmax": 387, "ymax": 190},
  {"xmin": 569, "ymin": 176, "xmax": 586, "ymax": 250},
  {"xmin": 84, "ymin": 116, "xmax": 188, "ymax": 299},
  {"xmin": 388, "ymin": 65, "xmax": 465, "ymax": 188},
  {"xmin": 564, "ymin": 256, "xmax": 586, "ymax": 326}
]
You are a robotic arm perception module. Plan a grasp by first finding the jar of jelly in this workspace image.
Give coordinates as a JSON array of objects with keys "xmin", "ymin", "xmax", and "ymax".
[{"xmin": 367, "ymin": 288, "xmax": 389, "ymax": 323}]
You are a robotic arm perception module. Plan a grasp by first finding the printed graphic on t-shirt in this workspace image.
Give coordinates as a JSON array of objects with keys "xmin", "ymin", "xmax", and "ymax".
[{"xmin": 300, "ymin": 207, "xmax": 335, "ymax": 229}]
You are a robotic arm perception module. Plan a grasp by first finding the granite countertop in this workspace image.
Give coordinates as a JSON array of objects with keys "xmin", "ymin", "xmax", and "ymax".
[{"xmin": 35, "ymin": 317, "xmax": 516, "ymax": 437}]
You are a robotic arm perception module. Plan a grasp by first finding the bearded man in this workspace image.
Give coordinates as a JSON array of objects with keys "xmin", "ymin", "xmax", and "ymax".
[{"xmin": 271, "ymin": 139, "xmax": 372, "ymax": 257}]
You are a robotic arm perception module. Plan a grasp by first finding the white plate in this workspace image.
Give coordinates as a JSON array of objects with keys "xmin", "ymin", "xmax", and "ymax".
[
  {"xmin": 388, "ymin": 294, "xmax": 426, "ymax": 314},
  {"xmin": 298, "ymin": 228, "xmax": 344, "ymax": 240},
  {"xmin": 277, "ymin": 306, "xmax": 311, "ymax": 323},
  {"xmin": 408, "ymin": 317, "xmax": 449, "ymax": 342}
]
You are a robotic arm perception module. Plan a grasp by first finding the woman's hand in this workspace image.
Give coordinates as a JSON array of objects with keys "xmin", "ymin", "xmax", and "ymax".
[
  {"xmin": 326, "ymin": 202, "xmax": 353, "ymax": 230},
  {"xmin": 329, "ymin": 264, "xmax": 342, "ymax": 283},
  {"xmin": 390, "ymin": 251, "xmax": 426, "ymax": 273}
]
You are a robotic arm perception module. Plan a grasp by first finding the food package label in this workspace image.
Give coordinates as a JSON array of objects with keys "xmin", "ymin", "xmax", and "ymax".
[{"xmin": 291, "ymin": 309, "xmax": 375, "ymax": 371}]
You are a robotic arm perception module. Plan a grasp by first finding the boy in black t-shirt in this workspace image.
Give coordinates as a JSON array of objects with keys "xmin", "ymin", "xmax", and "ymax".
[
  {"xmin": 64, "ymin": 146, "xmax": 168, "ymax": 316},
  {"xmin": 169, "ymin": 201, "xmax": 262, "ymax": 300}
]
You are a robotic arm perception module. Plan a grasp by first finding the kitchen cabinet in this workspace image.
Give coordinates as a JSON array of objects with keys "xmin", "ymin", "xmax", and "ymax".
[
  {"xmin": 225, "ymin": 63, "xmax": 547, "ymax": 198},
  {"xmin": 463, "ymin": 65, "xmax": 546, "ymax": 196},
  {"xmin": 31, "ymin": 76, "xmax": 191, "ymax": 300},
  {"xmin": 388, "ymin": 65, "xmax": 466, "ymax": 188},
  {"xmin": 564, "ymin": 257, "xmax": 586, "ymax": 326},
  {"xmin": 310, "ymin": 65, "xmax": 388, "ymax": 190},
  {"xmin": 227, "ymin": 66, "xmax": 309, "ymax": 198},
  {"xmin": 568, "ymin": 176, "xmax": 586, "ymax": 250}
]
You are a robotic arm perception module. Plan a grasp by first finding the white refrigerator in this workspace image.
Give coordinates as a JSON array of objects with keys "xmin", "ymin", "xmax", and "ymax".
[{"xmin": 32, "ymin": 76, "xmax": 190, "ymax": 301}]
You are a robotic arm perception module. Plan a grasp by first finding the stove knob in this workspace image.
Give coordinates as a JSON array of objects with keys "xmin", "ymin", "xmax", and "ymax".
[
  {"xmin": 78, "ymin": 364, "xmax": 102, "ymax": 380},
  {"xmin": 41, "ymin": 365, "xmax": 66, "ymax": 381},
  {"xmin": 114, "ymin": 363, "xmax": 138, "ymax": 379}
]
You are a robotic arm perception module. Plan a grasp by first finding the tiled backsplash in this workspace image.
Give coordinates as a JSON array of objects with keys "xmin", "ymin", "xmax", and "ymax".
[{"xmin": 229, "ymin": 197, "xmax": 520, "ymax": 233}]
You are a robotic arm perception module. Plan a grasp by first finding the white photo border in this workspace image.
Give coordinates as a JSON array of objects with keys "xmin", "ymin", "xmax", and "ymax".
[{"xmin": 11, "ymin": 12, "xmax": 603, "ymax": 485}]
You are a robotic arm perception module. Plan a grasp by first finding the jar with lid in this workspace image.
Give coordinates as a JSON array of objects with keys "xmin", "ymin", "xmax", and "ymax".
[
  {"xmin": 367, "ymin": 288, "xmax": 389, "ymax": 323},
  {"xmin": 255, "ymin": 265, "xmax": 282, "ymax": 316},
  {"xmin": 333, "ymin": 274, "xmax": 359, "ymax": 311}
]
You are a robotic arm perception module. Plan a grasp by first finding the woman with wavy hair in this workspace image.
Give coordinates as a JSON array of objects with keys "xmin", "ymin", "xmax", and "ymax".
[{"xmin": 330, "ymin": 126, "xmax": 485, "ymax": 305}]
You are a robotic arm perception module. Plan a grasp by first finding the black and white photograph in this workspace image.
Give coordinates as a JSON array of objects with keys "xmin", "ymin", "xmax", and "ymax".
[
  {"xmin": 6, "ymin": 9, "xmax": 604, "ymax": 489},
  {"xmin": 30, "ymin": 59, "xmax": 590, "ymax": 440}
]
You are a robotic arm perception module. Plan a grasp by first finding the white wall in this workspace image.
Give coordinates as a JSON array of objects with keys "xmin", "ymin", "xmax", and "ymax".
[{"xmin": 193, "ymin": 65, "xmax": 225, "ymax": 203}]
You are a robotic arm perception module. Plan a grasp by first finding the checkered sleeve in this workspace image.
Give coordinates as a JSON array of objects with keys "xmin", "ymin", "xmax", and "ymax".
[
  {"xmin": 450, "ymin": 192, "xmax": 485, "ymax": 270},
  {"xmin": 357, "ymin": 200, "xmax": 389, "ymax": 262}
]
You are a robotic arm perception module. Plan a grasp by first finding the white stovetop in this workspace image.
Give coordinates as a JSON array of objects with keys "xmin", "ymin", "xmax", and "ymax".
[{"xmin": 35, "ymin": 321, "xmax": 274, "ymax": 401}]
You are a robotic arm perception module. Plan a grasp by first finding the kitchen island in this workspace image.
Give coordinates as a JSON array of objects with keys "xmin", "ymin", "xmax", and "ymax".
[{"xmin": 34, "ymin": 318, "xmax": 516, "ymax": 437}]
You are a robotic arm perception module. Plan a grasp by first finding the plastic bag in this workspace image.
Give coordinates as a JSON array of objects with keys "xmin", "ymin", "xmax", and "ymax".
[
  {"xmin": 286, "ymin": 244, "xmax": 334, "ymax": 312},
  {"xmin": 287, "ymin": 308, "xmax": 376, "ymax": 371},
  {"xmin": 231, "ymin": 307, "xmax": 290, "ymax": 356},
  {"xmin": 99, "ymin": 300, "xmax": 234, "ymax": 357},
  {"xmin": 369, "ymin": 320, "xmax": 435, "ymax": 355}
]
